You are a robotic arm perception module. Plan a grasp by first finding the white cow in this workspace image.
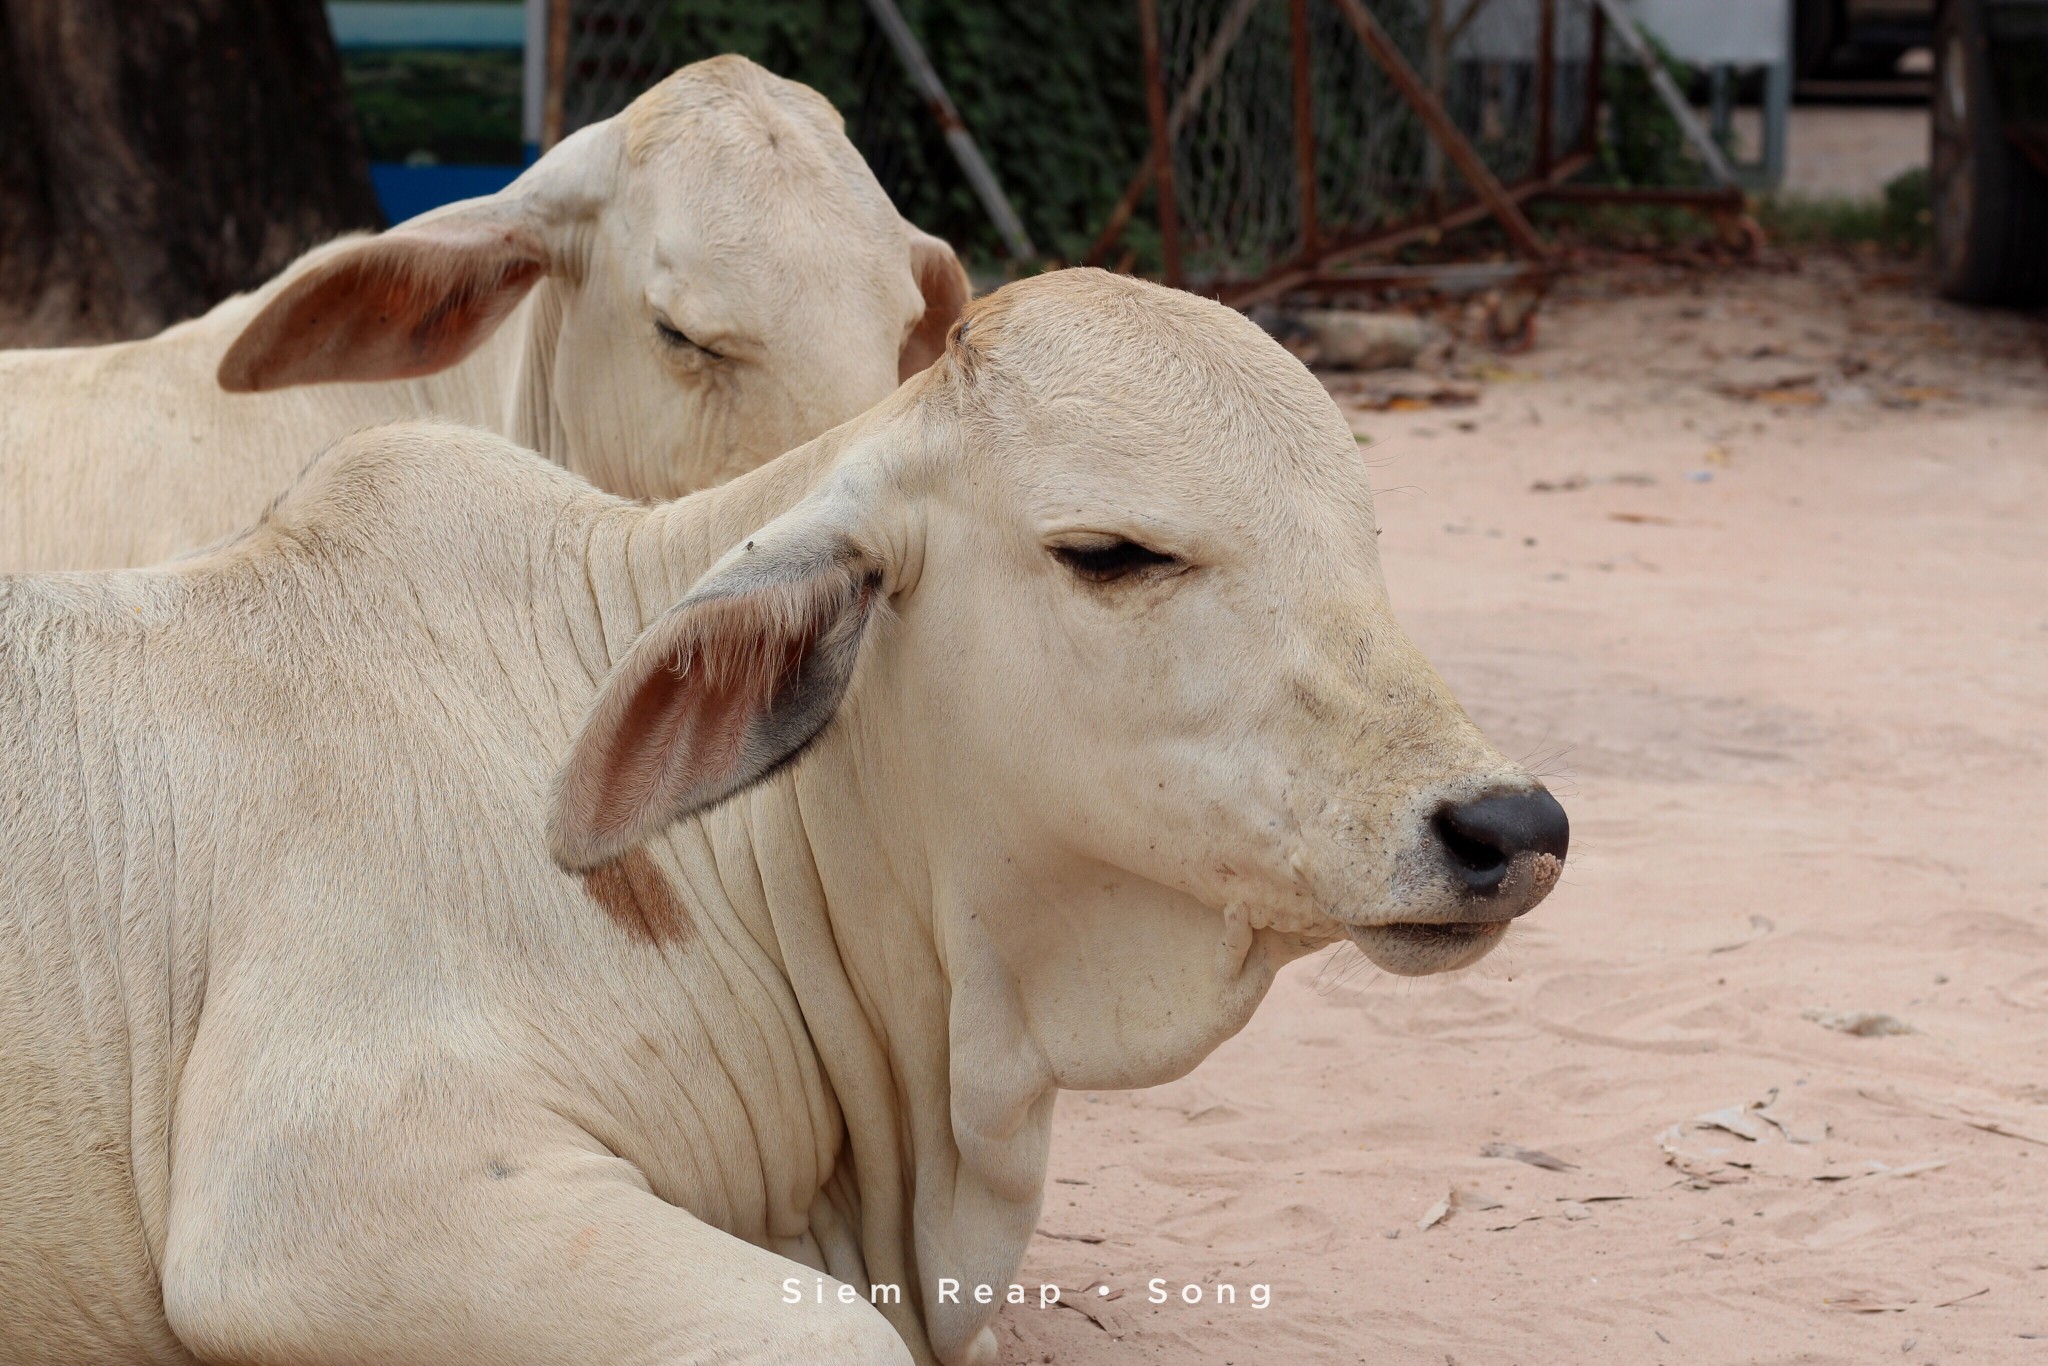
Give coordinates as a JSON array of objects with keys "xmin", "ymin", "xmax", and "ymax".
[
  {"xmin": 0, "ymin": 270, "xmax": 1566, "ymax": 1366},
  {"xmin": 0, "ymin": 55, "xmax": 967, "ymax": 572}
]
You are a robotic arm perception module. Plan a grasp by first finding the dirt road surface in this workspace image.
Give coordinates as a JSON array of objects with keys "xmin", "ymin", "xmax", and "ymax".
[{"xmin": 1005, "ymin": 258, "xmax": 2048, "ymax": 1365}]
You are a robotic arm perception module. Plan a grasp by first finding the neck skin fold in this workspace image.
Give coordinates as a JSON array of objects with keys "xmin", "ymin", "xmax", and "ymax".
[{"xmin": 573, "ymin": 402, "xmax": 1052, "ymax": 1365}]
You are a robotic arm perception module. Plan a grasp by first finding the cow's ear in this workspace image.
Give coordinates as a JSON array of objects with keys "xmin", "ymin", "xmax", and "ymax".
[
  {"xmin": 218, "ymin": 125, "xmax": 614, "ymax": 393},
  {"xmin": 549, "ymin": 535, "xmax": 882, "ymax": 870},
  {"xmin": 899, "ymin": 226, "xmax": 971, "ymax": 383},
  {"xmin": 217, "ymin": 214, "xmax": 548, "ymax": 391}
]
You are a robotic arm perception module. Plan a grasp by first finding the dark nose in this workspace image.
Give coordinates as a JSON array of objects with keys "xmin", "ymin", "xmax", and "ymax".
[{"xmin": 1432, "ymin": 788, "xmax": 1570, "ymax": 897}]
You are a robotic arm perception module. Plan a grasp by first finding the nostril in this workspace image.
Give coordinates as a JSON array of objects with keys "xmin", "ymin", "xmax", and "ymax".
[
  {"xmin": 1432, "ymin": 787, "xmax": 1570, "ymax": 895},
  {"xmin": 1433, "ymin": 808, "xmax": 1509, "ymax": 879}
]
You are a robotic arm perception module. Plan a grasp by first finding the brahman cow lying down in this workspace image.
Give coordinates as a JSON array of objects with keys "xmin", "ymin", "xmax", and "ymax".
[
  {"xmin": 0, "ymin": 270, "xmax": 1567, "ymax": 1366},
  {"xmin": 0, "ymin": 54, "xmax": 966, "ymax": 573}
]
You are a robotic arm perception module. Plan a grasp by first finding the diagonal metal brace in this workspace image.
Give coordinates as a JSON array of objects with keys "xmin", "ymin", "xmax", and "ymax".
[
  {"xmin": 862, "ymin": 0, "xmax": 1036, "ymax": 259},
  {"xmin": 1585, "ymin": 0, "xmax": 1739, "ymax": 188},
  {"xmin": 1086, "ymin": 0, "xmax": 1267, "ymax": 267},
  {"xmin": 1328, "ymin": 0, "xmax": 1550, "ymax": 262}
]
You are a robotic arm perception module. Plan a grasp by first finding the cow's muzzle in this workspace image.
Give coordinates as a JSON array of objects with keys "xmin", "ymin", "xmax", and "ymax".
[
  {"xmin": 1343, "ymin": 785, "xmax": 1568, "ymax": 975},
  {"xmin": 1432, "ymin": 787, "xmax": 1569, "ymax": 900}
]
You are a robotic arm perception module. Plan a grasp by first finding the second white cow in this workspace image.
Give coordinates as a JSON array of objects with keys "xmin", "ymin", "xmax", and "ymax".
[
  {"xmin": 0, "ymin": 55, "xmax": 966, "ymax": 571},
  {"xmin": 0, "ymin": 271, "xmax": 1565, "ymax": 1366}
]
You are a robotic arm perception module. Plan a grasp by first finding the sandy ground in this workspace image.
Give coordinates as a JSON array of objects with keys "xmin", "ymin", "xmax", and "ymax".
[{"xmin": 1001, "ymin": 257, "xmax": 2048, "ymax": 1365}]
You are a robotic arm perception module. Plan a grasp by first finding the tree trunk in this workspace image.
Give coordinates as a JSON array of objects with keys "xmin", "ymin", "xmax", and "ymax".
[{"xmin": 0, "ymin": 0, "xmax": 383, "ymax": 346}]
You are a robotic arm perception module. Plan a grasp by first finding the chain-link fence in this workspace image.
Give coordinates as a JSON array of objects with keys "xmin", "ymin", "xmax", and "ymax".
[
  {"xmin": 554, "ymin": 0, "xmax": 960, "ymax": 185},
  {"xmin": 1157, "ymin": 0, "xmax": 1597, "ymax": 284},
  {"xmin": 546, "ymin": 0, "xmax": 1149, "ymax": 263},
  {"xmin": 543, "ymin": 1, "xmax": 1730, "ymax": 281},
  {"xmin": 553, "ymin": 0, "xmax": 667, "ymax": 134}
]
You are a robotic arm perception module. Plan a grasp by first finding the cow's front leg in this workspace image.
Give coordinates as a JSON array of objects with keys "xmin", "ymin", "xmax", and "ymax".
[{"xmin": 161, "ymin": 1135, "xmax": 913, "ymax": 1366}]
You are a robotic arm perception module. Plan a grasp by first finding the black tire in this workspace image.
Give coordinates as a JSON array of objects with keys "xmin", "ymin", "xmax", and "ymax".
[
  {"xmin": 1932, "ymin": 0, "xmax": 2048, "ymax": 304},
  {"xmin": 1833, "ymin": 43, "xmax": 1913, "ymax": 79},
  {"xmin": 1795, "ymin": 0, "xmax": 1845, "ymax": 80}
]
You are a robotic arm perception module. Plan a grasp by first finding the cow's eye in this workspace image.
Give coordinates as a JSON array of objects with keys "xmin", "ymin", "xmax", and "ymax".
[
  {"xmin": 1051, "ymin": 538, "xmax": 1182, "ymax": 584},
  {"xmin": 654, "ymin": 318, "xmax": 721, "ymax": 360}
]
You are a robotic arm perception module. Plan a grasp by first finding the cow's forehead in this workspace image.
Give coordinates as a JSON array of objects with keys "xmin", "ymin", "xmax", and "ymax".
[
  {"xmin": 952, "ymin": 271, "xmax": 1374, "ymax": 523},
  {"xmin": 623, "ymin": 61, "xmax": 902, "ymax": 263},
  {"xmin": 623, "ymin": 55, "xmax": 847, "ymax": 168}
]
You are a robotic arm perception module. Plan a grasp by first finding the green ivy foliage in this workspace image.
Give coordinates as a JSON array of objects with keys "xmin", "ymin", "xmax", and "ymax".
[
  {"xmin": 660, "ymin": 0, "xmax": 1154, "ymax": 265},
  {"xmin": 1597, "ymin": 37, "xmax": 1707, "ymax": 189},
  {"xmin": 344, "ymin": 50, "xmax": 525, "ymax": 164}
]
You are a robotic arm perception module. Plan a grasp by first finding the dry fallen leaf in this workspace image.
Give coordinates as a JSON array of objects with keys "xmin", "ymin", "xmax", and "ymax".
[
  {"xmin": 1711, "ymin": 360, "xmax": 1823, "ymax": 404},
  {"xmin": 1659, "ymin": 1124, "xmax": 1749, "ymax": 1183},
  {"xmin": 1661, "ymin": 1089, "xmax": 1842, "ymax": 1181},
  {"xmin": 1352, "ymin": 376, "xmax": 1481, "ymax": 412},
  {"xmin": 1757, "ymin": 386, "xmax": 1826, "ymax": 406},
  {"xmin": 1480, "ymin": 1142, "xmax": 1577, "ymax": 1172},
  {"xmin": 1693, "ymin": 1106, "xmax": 1769, "ymax": 1142},
  {"xmin": 1962, "ymin": 1117, "xmax": 2048, "ymax": 1148},
  {"xmin": 1708, "ymin": 914, "xmax": 1775, "ymax": 955},
  {"xmin": 1053, "ymin": 1286, "xmax": 1126, "ymax": 1337},
  {"xmin": 1530, "ymin": 472, "xmax": 1656, "ymax": 493},
  {"xmin": 1855, "ymin": 1087, "xmax": 2048, "ymax": 1147},
  {"xmin": 1752, "ymin": 1086, "xmax": 1828, "ymax": 1144},
  {"xmin": 1804, "ymin": 1008, "xmax": 1914, "ymax": 1037}
]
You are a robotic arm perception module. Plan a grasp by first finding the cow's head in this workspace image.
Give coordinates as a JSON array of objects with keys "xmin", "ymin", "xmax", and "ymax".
[
  {"xmin": 551, "ymin": 268, "xmax": 1566, "ymax": 1093},
  {"xmin": 218, "ymin": 55, "xmax": 966, "ymax": 501}
]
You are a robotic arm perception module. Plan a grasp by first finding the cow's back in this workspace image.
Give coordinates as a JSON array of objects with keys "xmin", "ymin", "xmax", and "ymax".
[{"xmin": 0, "ymin": 271, "xmax": 521, "ymax": 574}]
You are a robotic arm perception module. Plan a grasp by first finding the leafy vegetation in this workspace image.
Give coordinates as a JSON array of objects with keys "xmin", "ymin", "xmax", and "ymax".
[
  {"xmin": 329, "ymin": 7, "xmax": 1933, "ymax": 268},
  {"xmin": 342, "ymin": 49, "xmax": 524, "ymax": 164},
  {"xmin": 1597, "ymin": 43, "xmax": 1702, "ymax": 188},
  {"xmin": 1756, "ymin": 168, "xmax": 1932, "ymax": 252},
  {"xmin": 1518, "ymin": 165, "xmax": 1933, "ymax": 258},
  {"xmin": 657, "ymin": 0, "xmax": 1151, "ymax": 266}
]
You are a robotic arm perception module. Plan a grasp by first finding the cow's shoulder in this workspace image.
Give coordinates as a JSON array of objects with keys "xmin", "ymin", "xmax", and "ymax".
[{"xmin": 259, "ymin": 420, "xmax": 606, "ymax": 559}]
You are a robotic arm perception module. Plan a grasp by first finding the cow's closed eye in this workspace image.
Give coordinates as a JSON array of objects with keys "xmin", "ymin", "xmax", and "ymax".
[
  {"xmin": 654, "ymin": 317, "xmax": 722, "ymax": 360},
  {"xmin": 1050, "ymin": 538, "xmax": 1183, "ymax": 584}
]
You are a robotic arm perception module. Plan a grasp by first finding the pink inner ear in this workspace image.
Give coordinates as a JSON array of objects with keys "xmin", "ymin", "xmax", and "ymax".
[
  {"xmin": 397, "ymin": 256, "xmax": 543, "ymax": 368},
  {"xmin": 218, "ymin": 236, "xmax": 545, "ymax": 391},
  {"xmin": 585, "ymin": 621, "xmax": 817, "ymax": 848},
  {"xmin": 900, "ymin": 237, "xmax": 970, "ymax": 382}
]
